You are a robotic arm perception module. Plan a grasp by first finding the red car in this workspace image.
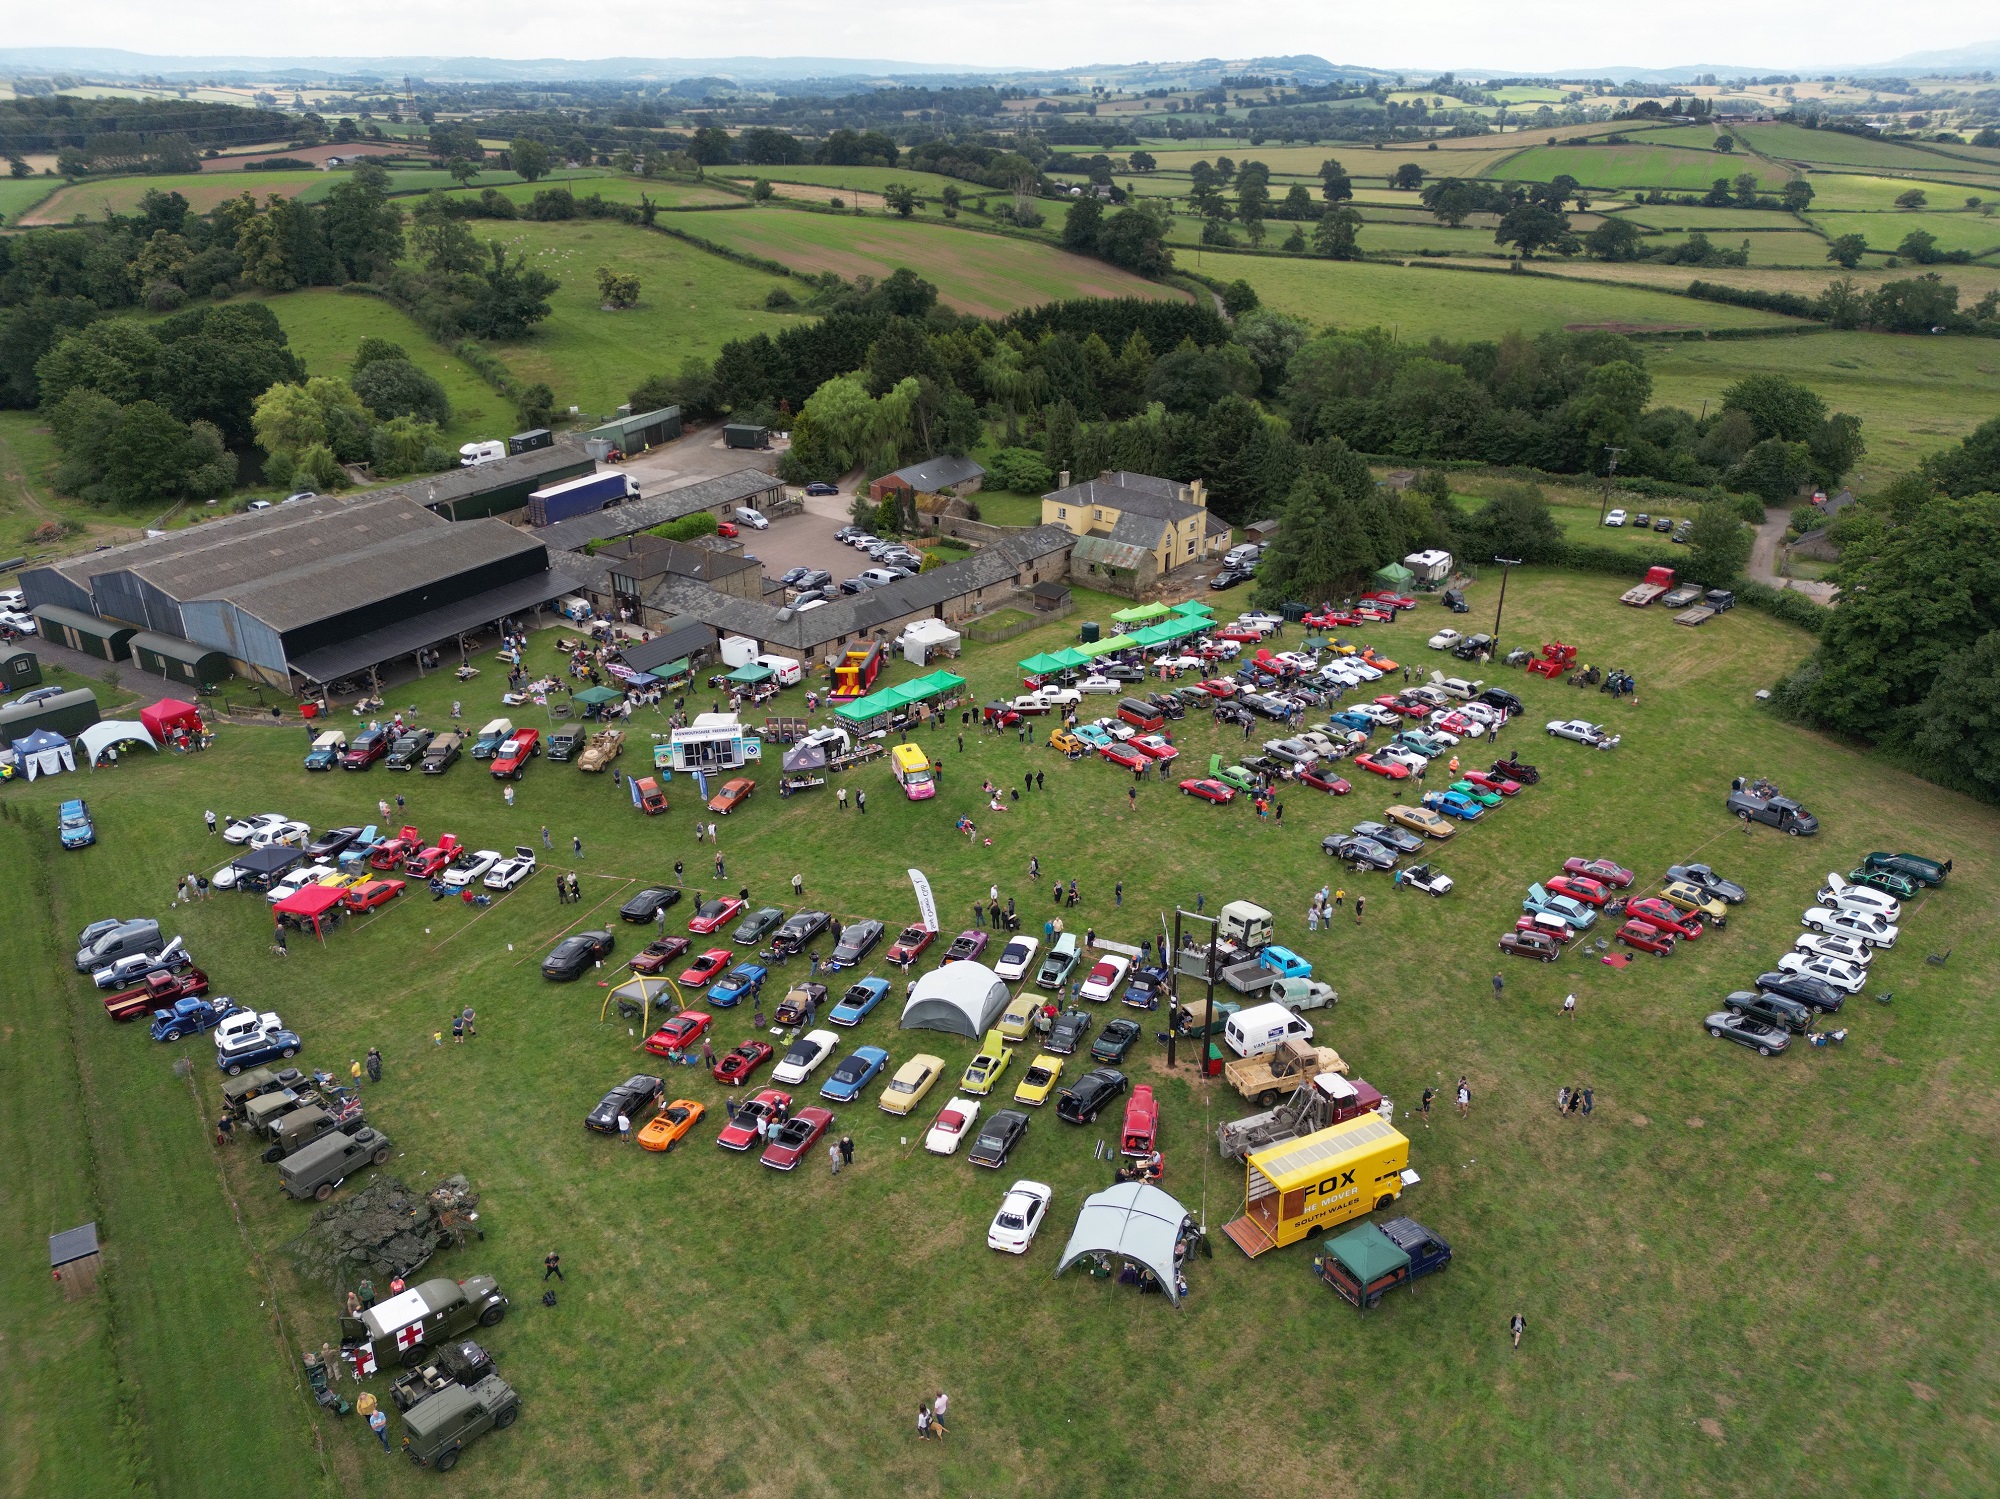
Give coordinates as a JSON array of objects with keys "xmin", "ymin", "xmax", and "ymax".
[
  {"xmin": 1217, "ymin": 626, "xmax": 1266, "ymax": 643},
  {"xmin": 343, "ymin": 878, "xmax": 406, "ymax": 912},
  {"xmin": 1361, "ymin": 590, "xmax": 1417, "ymax": 611},
  {"xmin": 885, "ymin": 925, "xmax": 935, "ymax": 968},
  {"xmin": 943, "ymin": 930, "xmax": 989, "ymax": 964},
  {"xmin": 687, "ymin": 896, "xmax": 746, "ymax": 935},
  {"xmin": 1516, "ymin": 913, "xmax": 1576, "ymax": 945},
  {"xmin": 1099, "ymin": 743, "xmax": 1146, "ymax": 771},
  {"xmin": 711, "ymin": 1039, "xmax": 774, "ymax": 1085},
  {"xmin": 1462, "ymin": 770, "xmax": 1523, "ymax": 797},
  {"xmin": 1303, "ymin": 608, "xmax": 1349, "ymax": 629},
  {"xmin": 1545, "ymin": 875, "xmax": 1611, "ymax": 907},
  {"xmin": 1196, "ymin": 678, "xmax": 1237, "ymax": 698},
  {"xmin": 1120, "ymin": 1084, "xmax": 1159, "ymax": 1157},
  {"xmin": 1626, "ymin": 899, "xmax": 1703, "ymax": 939},
  {"xmin": 1374, "ymin": 695, "xmax": 1429, "ymax": 720},
  {"xmin": 707, "ymin": 777, "xmax": 755, "ymax": 815},
  {"xmin": 1353, "ymin": 752, "xmax": 1411, "ymax": 780},
  {"xmin": 630, "ymin": 936, "xmax": 692, "ymax": 974},
  {"xmin": 1562, "ymin": 857, "xmax": 1634, "ymax": 888},
  {"xmin": 489, "ymin": 727, "xmax": 540, "ymax": 779},
  {"xmin": 1355, "ymin": 606, "xmax": 1395, "ymax": 624},
  {"xmin": 761, "ymin": 1105, "xmax": 834, "ymax": 1171},
  {"xmin": 1131, "ymin": 735, "xmax": 1179, "ymax": 762},
  {"xmin": 642, "ymin": 1009, "xmax": 712, "ymax": 1058},
  {"xmin": 716, "ymin": 521, "xmax": 740, "ymax": 538},
  {"xmin": 1616, "ymin": 920, "xmax": 1676, "ymax": 955},
  {"xmin": 716, "ymin": 1088, "xmax": 791, "ymax": 1150},
  {"xmin": 369, "ymin": 825, "xmax": 422, "ymax": 869},
  {"xmin": 679, "ymin": 947, "xmax": 733, "ymax": 985},
  {"xmin": 405, "ymin": 836, "xmax": 463, "ymax": 879},
  {"xmin": 1433, "ymin": 711, "xmax": 1479, "ymax": 737},
  {"xmin": 1298, "ymin": 768, "xmax": 1352, "ymax": 794},
  {"xmin": 1179, "ymin": 777, "xmax": 1236, "ymax": 803}
]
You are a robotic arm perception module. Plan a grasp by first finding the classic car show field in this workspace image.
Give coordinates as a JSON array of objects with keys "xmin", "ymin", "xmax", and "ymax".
[{"xmin": 4, "ymin": 568, "xmax": 1996, "ymax": 1499}]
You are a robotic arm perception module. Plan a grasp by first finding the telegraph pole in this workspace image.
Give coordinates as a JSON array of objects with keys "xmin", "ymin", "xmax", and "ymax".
[
  {"xmin": 1491, "ymin": 557, "xmax": 1521, "ymax": 652},
  {"xmin": 1598, "ymin": 445, "xmax": 1627, "ymax": 524}
]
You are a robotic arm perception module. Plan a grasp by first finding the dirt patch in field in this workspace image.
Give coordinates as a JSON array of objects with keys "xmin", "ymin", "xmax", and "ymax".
[
  {"xmin": 1908, "ymin": 1380, "xmax": 1938, "ymax": 1401},
  {"xmin": 1697, "ymin": 1417, "xmax": 1726, "ymax": 1440}
]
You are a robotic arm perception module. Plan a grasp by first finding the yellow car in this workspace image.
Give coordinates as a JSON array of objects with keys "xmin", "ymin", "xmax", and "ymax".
[
  {"xmin": 1660, "ymin": 880, "xmax": 1730, "ymax": 924},
  {"xmin": 1324, "ymin": 639, "xmax": 1358, "ymax": 656},
  {"xmin": 315, "ymin": 871, "xmax": 366, "ymax": 889},
  {"xmin": 879, "ymin": 1053, "xmax": 945, "ymax": 1116},
  {"xmin": 960, "ymin": 1029, "xmax": 1012, "ymax": 1096},
  {"xmin": 1049, "ymin": 728, "xmax": 1084, "ymax": 755},
  {"xmin": 1386, "ymin": 804, "xmax": 1455, "ymax": 840},
  {"xmin": 638, "ymin": 1098, "xmax": 704, "ymax": 1152},
  {"xmin": 1012, "ymin": 1052, "xmax": 1066, "ymax": 1107},
  {"xmin": 998, "ymin": 994, "xmax": 1041, "ymax": 1042}
]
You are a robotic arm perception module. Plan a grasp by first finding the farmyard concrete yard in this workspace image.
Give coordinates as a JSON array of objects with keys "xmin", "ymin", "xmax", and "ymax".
[{"xmin": 5, "ymin": 568, "xmax": 1994, "ymax": 1498}]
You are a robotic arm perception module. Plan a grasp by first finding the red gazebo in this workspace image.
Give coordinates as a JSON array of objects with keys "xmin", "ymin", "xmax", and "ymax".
[
  {"xmin": 273, "ymin": 884, "xmax": 346, "ymax": 941},
  {"xmin": 140, "ymin": 698, "xmax": 203, "ymax": 743}
]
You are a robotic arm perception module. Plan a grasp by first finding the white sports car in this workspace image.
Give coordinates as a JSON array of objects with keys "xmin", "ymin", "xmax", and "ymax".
[
  {"xmin": 989, "ymin": 1180, "xmax": 1053, "ymax": 1253},
  {"xmin": 1800, "ymin": 907, "xmax": 1898, "ymax": 949},
  {"xmin": 992, "ymin": 936, "xmax": 1040, "ymax": 982},
  {"xmin": 443, "ymin": 850, "xmax": 500, "ymax": 889},
  {"xmin": 1546, "ymin": 719, "xmax": 1620, "ymax": 749},
  {"xmin": 924, "ymin": 1096, "xmax": 982, "ymax": 1155},
  {"xmin": 483, "ymin": 847, "xmax": 539, "ymax": 890},
  {"xmin": 1775, "ymin": 951, "xmax": 1868, "ymax": 994},
  {"xmin": 223, "ymin": 812, "xmax": 291, "ymax": 845},
  {"xmin": 771, "ymin": 1029, "xmax": 838, "ymax": 1085}
]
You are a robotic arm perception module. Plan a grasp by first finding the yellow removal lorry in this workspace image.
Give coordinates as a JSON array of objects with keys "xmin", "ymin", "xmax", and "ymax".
[{"xmin": 1222, "ymin": 1112, "xmax": 1410, "ymax": 1259}]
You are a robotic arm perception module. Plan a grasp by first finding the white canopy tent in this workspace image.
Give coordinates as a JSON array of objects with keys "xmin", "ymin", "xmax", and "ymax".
[
  {"xmin": 898, "ymin": 960, "xmax": 1009, "ymax": 1039},
  {"xmin": 1052, "ymin": 1182, "xmax": 1197, "ymax": 1307},
  {"xmin": 899, "ymin": 618, "xmax": 962, "ymax": 666},
  {"xmin": 77, "ymin": 720, "xmax": 160, "ymax": 766}
]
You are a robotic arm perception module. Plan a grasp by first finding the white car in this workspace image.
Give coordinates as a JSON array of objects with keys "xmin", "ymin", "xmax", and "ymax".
[
  {"xmin": 1092, "ymin": 718, "xmax": 1136, "ymax": 742},
  {"xmin": 0, "ymin": 609, "xmax": 36, "ymax": 634},
  {"xmin": 1801, "ymin": 907, "xmax": 1898, "ymax": 948},
  {"xmin": 1379, "ymin": 745, "xmax": 1429, "ymax": 774},
  {"xmin": 733, "ymin": 506, "xmax": 770, "ymax": 530},
  {"xmin": 1428, "ymin": 628, "xmax": 1462, "ymax": 650},
  {"xmin": 443, "ymin": 850, "xmax": 500, "ymax": 889},
  {"xmin": 924, "ymin": 1096, "xmax": 982, "ymax": 1155},
  {"xmin": 1775, "ymin": 951, "xmax": 1868, "ymax": 994},
  {"xmin": 1431, "ymin": 676, "xmax": 1481, "ymax": 700},
  {"xmin": 1239, "ymin": 610, "xmax": 1283, "ymax": 626},
  {"xmin": 1079, "ymin": 954, "xmax": 1132, "ymax": 1003},
  {"xmin": 265, "ymin": 865, "xmax": 336, "ymax": 904},
  {"xmin": 1077, "ymin": 676, "xmax": 1120, "ymax": 695},
  {"xmin": 1032, "ymin": 686, "xmax": 1081, "ymax": 708},
  {"xmin": 215, "ymin": 1009, "xmax": 284, "ymax": 1050},
  {"xmin": 1345, "ymin": 661, "xmax": 1384, "ymax": 682},
  {"xmin": 1353, "ymin": 704, "xmax": 1401, "ymax": 727},
  {"xmin": 992, "ymin": 935, "xmax": 1040, "ymax": 981},
  {"xmin": 1815, "ymin": 875, "xmax": 1901, "ymax": 921},
  {"xmin": 248, "ymin": 819, "xmax": 312, "ymax": 850},
  {"xmin": 1274, "ymin": 651, "xmax": 1317, "ymax": 672},
  {"xmin": 222, "ymin": 813, "xmax": 292, "ymax": 845},
  {"xmin": 1794, "ymin": 931, "xmax": 1875, "ymax": 967},
  {"xmin": 1413, "ymin": 723, "xmax": 1461, "ymax": 748},
  {"xmin": 0, "ymin": 588, "xmax": 24, "ymax": 611},
  {"xmin": 484, "ymin": 847, "xmax": 539, "ymax": 890},
  {"xmin": 1458, "ymin": 701, "xmax": 1503, "ymax": 726},
  {"xmin": 1547, "ymin": 719, "xmax": 1620, "ymax": 749},
  {"xmin": 93, "ymin": 937, "xmax": 187, "ymax": 989},
  {"xmin": 988, "ymin": 1180, "xmax": 1054, "ymax": 1254},
  {"xmin": 1605, "ymin": 508, "xmax": 1628, "ymax": 527},
  {"xmin": 771, "ymin": 1029, "xmax": 839, "ymax": 1085}
]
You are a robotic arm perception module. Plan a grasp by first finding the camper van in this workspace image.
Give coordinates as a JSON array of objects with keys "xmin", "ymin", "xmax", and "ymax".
[{"xmin": 1224, "ymin": 1001, "xmax": 1315, "ymax": 1060}]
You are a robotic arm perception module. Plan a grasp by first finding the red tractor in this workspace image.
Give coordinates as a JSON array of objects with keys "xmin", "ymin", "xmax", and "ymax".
[{"xmin": 1526, "ymin": 641, "xmax": 1576, "ymax": 680}]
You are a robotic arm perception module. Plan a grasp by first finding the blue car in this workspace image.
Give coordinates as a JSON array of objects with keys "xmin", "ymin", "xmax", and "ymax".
[
  {"xmin": 1393, "ymin": 731, "xmax": 1450, "ymax": 759},
  {"xmin": 1327, "ymin": 710, "xmax": 1376, "ymax": 735},
  {"xmin": 216, "ymin": 1027, "xmax": 302, "ymax": 1075},
  {"xmin": 1523, "ymin": 882, "xmax": 1598, "ymax": 931},
  {"xmin": 820, "ymin": 1045, "xmax": 890, "ymax": 1103},
  {"xmin": 1074, "ymin": 723, "xmax": 1113, "ymax": 747},
  {"xmin": 1259, "ymin": 944, "xmax": 1312, "ymax": 979},
  {"xmin": 707, "ymin": 963, "xmax": 768, "ymax": 1008},
  {"xmin": 1122, "ymin": 963, "xmax": 1170, "ymax": 1010},
  {"xmin": 1422, "ymin": 789, "xmax": 1485, "ymax": 821},
  {"xmin": 58, "ymin": 798, "xmax": 95, "ymax": 849},
  {"xmin": 829, "ymin": 976, "xmax": 889, "ymax": 1026}
]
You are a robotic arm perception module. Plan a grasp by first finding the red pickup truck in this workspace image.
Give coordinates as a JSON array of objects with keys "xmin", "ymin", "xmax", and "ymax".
[
  {"xmin": 490, "ymin": 727, "xmax": 541, "ymax": 779},
  {"xmin": 104, "ymin": 967, "xmax": 210, "ymax": 1022}
]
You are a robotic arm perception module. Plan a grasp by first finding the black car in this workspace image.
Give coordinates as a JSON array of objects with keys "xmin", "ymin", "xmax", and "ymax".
[
  {"xmin": 1209, "ymin": 568, "xmax": 1253, "ymax": 591},
  {"xmin": 1754, "ymin": 971, "xmax": 1845, "ymax": 1014},
  {"xmin": 1477, "ymin": 687, "xmax": 1525, "ymax": 716},
  {"xmin": 384, "ymin": 728, "xmax": 435, "ymax": 770},
  {"xmin": 1705, "ymin": 1011, "xmax": 1790, "ymax": 1055},
  {"xmin": 1046, "ymin": 1008, "xmax": 1093, "ymax": 1055},
  {"xmin": 1352, "ymin": 820, "xmax": 1424, "ymax": 855},
  {"xmin": 1666, "ymin": 864, "xmax": 1747, "ymax": 904},
  {"xmin": 768, "ymin": 910, "xmax": 831, "ymax": 958},
  {"xmin": 1091, "ymin": 1018, "xmax": 1144, "ymax": 1062},
  {"xmin": 1724, "ymin": 989, "xmax": 1813, "ymax": 1033},
  {"xmin": 306, "ymin": 827, "xmax": 362, "ymax": 861},
  {"xmin": 732, "ymin": 906, "xmax": 786, "ymax": 945},
  {"xmin": 1056, "ymin": 1068, "xmax": 1129, "ymax": 1124},
  {"xmin": 1326, "ymin": 835, "xmax": 1398, "ymax": 870},
  {"xmin": 586, "ymin": 1074, "xmax": 663, "ymax": 1133},
  {"xmin": 620, "ymin": 887, "xmax": 682, "ymax": 924},
  {"xmin": 543, "ymin": 930, "xmax": 615, "ymax": 980},
  {"xmin": 1101, "ymin": 664, "xmax": 1145, "ymax": 682},
  {"xmin": 826, "ymin": 919, "xmax": 883, "ymax": 970},
  {"xmin": 547, "ymin": 727, "xmax": 586, "ymax": 762},
  {"xmin": 1246, "ymin": 694, "xmax": 1296, "ymax": 720},
  {"xmin": 1451, "ymin": 633, "xmax": 1494, "ymax": 662},
  {"xmin": 779, "ymin": 566, "xmax": 812, "ymax": 587},
  {"xmin": 967, "ymin": 1109, "xmax": 1031, "ymax": 1169}
]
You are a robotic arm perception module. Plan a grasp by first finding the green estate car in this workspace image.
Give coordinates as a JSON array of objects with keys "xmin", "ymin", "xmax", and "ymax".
[
  {"xmin": 1207, "ymin": 754, "xmax": 1257, "ymax": 795},
  {"xmin": 1861, "ymin": 851, "xmax": 1950, "ymax": 888},
  {"xmin": 1447, "ymin": 779, "xmax": 1503, "ymax": 809},
  {"xmin": 1846, "ymin": 865, "xmax": 1917, "ymax": 900}
]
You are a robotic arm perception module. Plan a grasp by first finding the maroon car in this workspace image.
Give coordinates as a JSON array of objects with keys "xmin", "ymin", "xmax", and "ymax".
[
  {"xmin": 884, "ymin": 924, "xmax": 935, "ymax": 969},
  {"xmin": 1499, "ymin": 930, "xmax": 1561, "ymax": 962},
  {"xmin": 687, "ymin": 897, "xmax": 746, "ymax": 935},
  {"xmin": 630, "ymin": 936, "xmax": 692, "ymax": 975},
  {"xmin": 1617, "ymin": 920, "xmax": 1677, "ymax": 956},
  {"xmin": 1298, "ymin": 768, "xmax": 1352, "ymax": 795},
  {"xmin": 942, "ymin": 930, "xmax": 989, "ymax": 964},
  {"xmin": 716, "ymin": 1088, "xmax": 791, "ymax": 1150},
  {"xmin": 1561, "ymin": 857, "xmax": 1633, "ymax": 888},
  {"xmin": 1545, "ymin": 875, "xmax": 1612, "ymax": 907},
  {"xmin": 711, "ymin": 1039, "xmax": 774, "ymax": 1085},
  {"xmin": 1626, "ymin": 898, "xmax": 1703, "ymax": 940},
  {"xmin": 760, "ymin": 1105, "xmax": 835, "ymax": 1171},
  {"xmin": 1099, "ymin": 743, "xmax": 1147, "ymax": 771}
]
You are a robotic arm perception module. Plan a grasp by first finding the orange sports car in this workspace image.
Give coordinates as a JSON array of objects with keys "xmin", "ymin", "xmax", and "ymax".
[
  {"xmin": 708, "ymin": 777, "xmax": 756, "ymax": 815},
  {"xmin": 638, "ymin": 1098, "xmax": 705, "ymax": 1152}
]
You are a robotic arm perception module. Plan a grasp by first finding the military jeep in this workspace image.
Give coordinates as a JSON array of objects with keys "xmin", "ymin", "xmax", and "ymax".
[{"xmin": 402, "ymin": 1374, "xmax": 520, "ymax": 1471}]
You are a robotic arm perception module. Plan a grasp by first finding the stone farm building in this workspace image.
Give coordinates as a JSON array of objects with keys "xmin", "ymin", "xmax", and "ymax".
[{"xmin": 1041, "ymin": 470, "xmax": 1231, "ymax": 594}]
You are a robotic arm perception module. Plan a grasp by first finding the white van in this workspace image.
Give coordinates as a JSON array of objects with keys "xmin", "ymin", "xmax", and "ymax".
[
  {"xmin": 734, "ymin": 507, "xmax": 770, "ymax": 530},
  {"xmin": 1224, "ymin": 1001, "xmax": 1315, "ymax": 1060},
  {"xmin": 756, "ymin": 655, "xmax": 803, "ymax": 686}
]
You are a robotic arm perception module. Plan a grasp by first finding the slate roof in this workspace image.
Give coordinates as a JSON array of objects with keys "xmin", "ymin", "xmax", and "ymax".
[
  {"xmin": 531, "ymin": 469, "xmax": 784, "ymax": 551},
  {"xmin": 886, "ymin": 455, "xmax": 985, "ymax": 492}
]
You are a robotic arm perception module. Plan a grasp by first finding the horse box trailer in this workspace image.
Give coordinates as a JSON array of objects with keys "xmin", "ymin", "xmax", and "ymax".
[{"xmin": 1223, "ymin": 1112, "xmax": 1412, "ymax": 1258}]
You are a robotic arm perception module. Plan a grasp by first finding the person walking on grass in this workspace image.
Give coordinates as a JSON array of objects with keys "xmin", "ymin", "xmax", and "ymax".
[
  {"xmin": 205, "ymin": 809, "xmax": 217, "ymax": 835},
  {"xmin": 1561, "ymin": 992, "xmax": 1576, "ymax": 1020},
  {"xmin": 541, "ymin": 825, "xmax": 552, "ymax": 850},
  {"xmin": 931, "ymin": 1391, "xmax": 950, "ymax": 1436},
  {"xmin": 1582, "ymin": 1085, "xmax": 1594, "ymax": 1117},
  {"xmin": 1420, "ymin": 1086, "xmax": 1435, "ymax": 1128},
  {"xmin": 916, "ymin": 1405, "xmax": 933, "ymax": 1440},
  {"xmin": 1354, "ymin": 895, "xmax": 1365, "ymax": 925},
  {"xmin": 544, "ymin": 1251, "xmax": 563, "ymax": 1282},
  {"xmin": 1511, "ymin": 1312, "xmax": 1526, "ymax": 1349},
  {"xmin": 1492, "ymin": 972, "xmax": 1504, "ymax": 1000},
  {"xmin": 366, "ymin": 1047, "xmax": 382, "ymax": 1083},
  {"xmin": 1456, "ymin": 1076, "xmax": 1470, "ymax": 1118}
]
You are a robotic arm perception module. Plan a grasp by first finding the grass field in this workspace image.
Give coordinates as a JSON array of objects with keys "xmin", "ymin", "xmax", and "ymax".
[
  {"xmin": 713, "ymin": 164, "xmax": 970, "ymax": 199},
  {"xmin": 1491, "ymin": 144, "xmax": 1791, "ymax": 194},
  {"xmin": 7, "ymin": 567, "xmax": 1999, "ymax": 1498},
  {"xmin": 0, "ymin": 175, "xmax": 59, "ymax": 222},
  {"xmin": 1644, "ymin": 229, "xmax": 1840, "ymax": 265},
  {"xmin": 1196, "ymin": 255, "xmax": 1798, "ymax": 339},
  {"xmin": 438, "ymin": 175, "xmax": 744, "ymax": 210},
  {"xmin": 673, "ymin": 208, "xmax": 1187, "ymax": 318},
  {"xmin": 15, "ymin": 167, "xmax": 569, "ymax": 224},
  {"xmin": 1613, "ymin": 203, "xmax": 1815, "ymax": 231},
  {"xmin": 1138, "ymin": 145, "xmax": 1521, "ymax": 181},
  {"xmin": 467, "ymin": 220, "xmax": 801, "ymax": 419},
  {"xmin": 1797, "ymin": 173, "xmax": 1985, "ymax": 212},
  {"xmin": 1810, "ymin": 210, "xmax": 2000, "ymax": 258},
  {"xmin": 1743, "ymin": 121, "xmax": 2000, "ymax": 173}
]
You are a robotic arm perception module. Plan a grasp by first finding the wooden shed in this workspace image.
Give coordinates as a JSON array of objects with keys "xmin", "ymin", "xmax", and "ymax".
[{"xmin": 50, "ymin": 1222, "xmax": 101, "ymax": 1297}]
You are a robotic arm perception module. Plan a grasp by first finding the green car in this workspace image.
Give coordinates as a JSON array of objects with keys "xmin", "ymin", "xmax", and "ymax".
[
  {"xmin": 1448, "ymin": 779, "xmax": 1504, "ymax": 809},
  {"xmin": 1861, "ymin": 851, "xmax": 1950, "ymax": 888},
  {"xmin": 1207, "ymin": 754, "xmax": 1257, "ymax": 795},
  {"xmin": 1846, "ymin": 865, "xmax": 1918, "ymax": 900}
]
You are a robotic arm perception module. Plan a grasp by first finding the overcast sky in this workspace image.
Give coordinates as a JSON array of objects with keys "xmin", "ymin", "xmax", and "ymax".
[{"xmin": 21, "ymin": 3, "xmax": 1998, "ymax": 73}]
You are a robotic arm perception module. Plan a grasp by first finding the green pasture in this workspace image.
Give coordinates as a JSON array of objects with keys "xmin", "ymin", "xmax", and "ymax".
[
  {"xmin": 1611, "ymin": 203, "xmax": 1807, "ymax": 231},
  {"xmin": 1492, "ymin": 144, "xmax": 1791, "ymax": 194},
  {"xmin": 713, "ymin": 164, "xmax": 970, "ymax": 198},
  {"xmin": 1743, "ymin": 121, "xmax": 1995, "ymax": 173},
  {"xmin": 14, "ymin": 167, "xmax": 560, "ymax": 225},
  {"xmin": 672, "ymin": 208, "xmax": 1185, "ymax": 319},
  {"xmin": 1647, "ymin": 330, "xmax": 2000, "ymax": 473},
  {"xmin": 6, "ymin": 566, "xmax": 1999, "ymax": 1499},
  {"xmin": 467, "ymin": 220, "xmax": 799, "ymax": 418},
  {"xmin": 1811, "ymin": 210, "xmax": 2000, "ymax": 259},
  {"xmin": 0, "ymin": 175, "xmax": 59, "ymax": 222},
  {"xmin": 1137, "ymin": 145, "xmax": 1521, "ymax": 182},
  {"xmin": 438, "ymin": 174, "xmax": 742, "ymax": 210},
  {"xmin": 1201, "ymin": 255, "xmax": 1796, "ymax": 339},
  {"xmin": 1643, "ymin": 229, "xmax": 1840, "ymax": 265},
  {"xmin": 1801, "ymin": 172, "xmax": 1997, "ymax": 212}
]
